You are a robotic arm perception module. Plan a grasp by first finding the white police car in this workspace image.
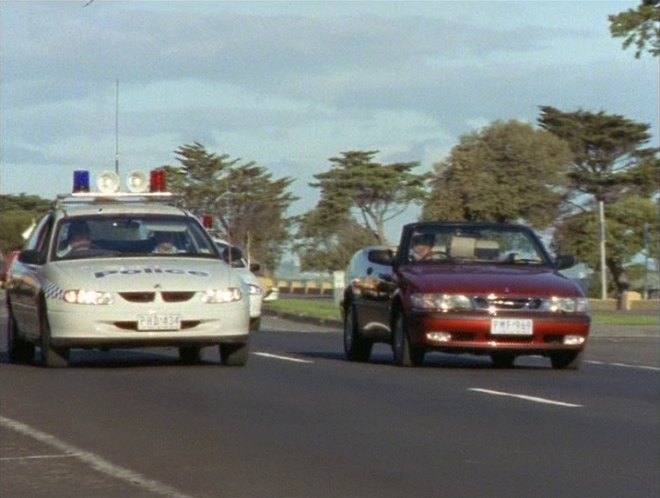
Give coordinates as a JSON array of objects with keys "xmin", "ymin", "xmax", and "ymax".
[{"xmin": 5, "ymin": 169, "xmax": 251, "ymax": 367}]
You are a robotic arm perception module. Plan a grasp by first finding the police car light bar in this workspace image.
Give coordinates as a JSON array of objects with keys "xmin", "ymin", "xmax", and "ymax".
[
  {"xmin": 97, "ymin": 171, "xmax": 121, "ymax": 193},
  {"xmin": 202, "ymin": 214, "xmax": 213, "ymax": 228},
  {"xmin": 73, "ymin": 170, "xmax": 91, "ymax": 193},
  {"xmin": 127, "ymin": 170, "xmax": 149, "ymax": 193},
  {"xmin": 66, "ymin": 191, "xmax": 174, "ymax": 199},
  {"xmin": 68, "ymin": 169, "xmax": 173, "ymax": 200},
  {"xmin": 150, "ymin": 169, "xmax": 167, "ymax": 192}
]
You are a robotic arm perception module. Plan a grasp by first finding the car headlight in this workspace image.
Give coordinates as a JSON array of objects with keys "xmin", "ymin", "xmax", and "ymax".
[
  {"xmin": 202, "ymin": 287, "xmax": 243, "ymax": 303},
  {"xmin": 63, "ymin": 290, "xmax": 114, "ymax": 305},
  {"xmin": 544, "ymin": 296, "xmax": 589, "ymax": 313},
  {"xmin": 410, "ymin": 293, "xmax": 473, "ymax": 311},
  {"xmin": 247, "ymin": 284, "xmax": 263, "ymax": 296}
]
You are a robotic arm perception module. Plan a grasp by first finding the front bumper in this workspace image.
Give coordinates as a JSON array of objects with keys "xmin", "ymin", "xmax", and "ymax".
[
  {"xmin": 46, "ymin": 298, "xmax": 250, "ymax": 348},
  {"xmin": 407, "ymin": 311, "xmax": 590, "ymax": 355}
]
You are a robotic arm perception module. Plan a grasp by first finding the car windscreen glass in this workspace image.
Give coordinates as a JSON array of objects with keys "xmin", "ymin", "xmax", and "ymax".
[
  {"xmin": 52, "ymin": 215, "xmax": 217, "ymax": 260},
  {"xmin": 404, "ymin": 225, "xmax": 550, "ymax": 265}
]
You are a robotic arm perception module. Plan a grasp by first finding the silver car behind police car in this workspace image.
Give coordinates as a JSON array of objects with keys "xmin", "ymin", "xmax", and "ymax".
[
  {"xmin": 5, "ymin": 175, "xmax": 251, "ymax": 367},
  {"xmin": 213, "ymin": 238, "xmax": 264, "ymax": 332}
]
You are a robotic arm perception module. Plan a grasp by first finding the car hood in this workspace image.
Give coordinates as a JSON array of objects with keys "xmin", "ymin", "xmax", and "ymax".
[
  {"xmin": 45, "ymin": 257, "xmax": 244, "ymax": 292},
  {"xmin": 397, "ymin": 263, "xmax": 583, "ymax": 297}
]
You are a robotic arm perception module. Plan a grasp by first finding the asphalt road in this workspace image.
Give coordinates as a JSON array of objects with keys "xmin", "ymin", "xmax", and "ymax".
[{"xmin": 1, "ymin": 310, "xmax": 659, "ymax": 498}]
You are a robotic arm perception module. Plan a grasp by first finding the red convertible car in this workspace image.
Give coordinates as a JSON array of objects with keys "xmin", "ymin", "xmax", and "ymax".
[{"xmin": 341, "ymin": 222, "xmax": 590, "ymax": 369}]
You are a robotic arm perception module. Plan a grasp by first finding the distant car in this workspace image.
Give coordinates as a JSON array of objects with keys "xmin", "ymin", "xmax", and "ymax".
[
  {"xmin": 342, "ymin": 221, "xmax": 591, "ymax": 369},
  {"xmin": 5, "ymin": 170, "xmax": 251, "ymax": 367},
  {"xmin": 213, "ymin": 238, "xmax": 264, "ymax": 331}
]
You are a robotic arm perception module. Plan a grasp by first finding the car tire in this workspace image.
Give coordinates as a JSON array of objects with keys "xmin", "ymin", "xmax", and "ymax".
[
  {"xmin": 490, "ymin": 353, "xmax": 515, "ymax": 368},
  {"xmin": 220, "ymin": 341, "xmax": 249, "ymax": 366},
  {"xmin": 179, "ymin": 346, "xmax": 202, "ymax": 364},
  {"xmin": 550, "ymin": 350, "xmax": 583, "ymax": 370},
  {"xmin": 392, "ymin": 313, "xmax": 424, "ymax": 367},
  {"xmin": 249, "ymin": 317, "xmax": 261, "ymax": 332},
  {"xmin": 343, "ymin": 304, "xmax": 372, "ymax": 362},
  {"xmin": 7, "ymin": 309, "xmax": 35, "ymax": 363},
  {"xmin": 39, "ymin": 303, "xmax": 69, "ymax": 368}
]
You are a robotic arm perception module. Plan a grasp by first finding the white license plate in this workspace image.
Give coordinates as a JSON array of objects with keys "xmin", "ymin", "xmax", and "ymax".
[
  {"xmin": 490, "ymin": 318, "xmax": 533, "ymax": 336},
  {"xmin": 138, "ymin": 314, "xmax": 181, "ymax": 331}
]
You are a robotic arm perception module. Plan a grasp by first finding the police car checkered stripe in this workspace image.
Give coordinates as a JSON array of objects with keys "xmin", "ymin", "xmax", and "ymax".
[{"xmin": 43, "ymin": 280, "xmax": 65, "ymax": 301}]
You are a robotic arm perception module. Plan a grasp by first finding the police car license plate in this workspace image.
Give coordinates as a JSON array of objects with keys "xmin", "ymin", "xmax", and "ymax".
[
  {"xmin": 138, "ymin": 314, "xmax": 181, "ymax": 331},
  {"xmin": 490, "ymin": 318, "xmax": 533, "ymax": 336}
]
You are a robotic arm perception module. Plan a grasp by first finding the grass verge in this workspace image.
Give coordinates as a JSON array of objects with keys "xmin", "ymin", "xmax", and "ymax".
[
  {"xmin": 265, "ymin": 298, "xmax": 341, "ymax": 321},
  {"xmin": 591, "ymin": 312, "xmax": 659, "ymax": 326}
]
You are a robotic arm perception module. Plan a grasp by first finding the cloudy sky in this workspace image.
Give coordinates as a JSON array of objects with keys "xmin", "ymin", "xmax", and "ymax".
[{"xmin": 1, "ymin": 1, "xmax": 658, "ymax": 228}]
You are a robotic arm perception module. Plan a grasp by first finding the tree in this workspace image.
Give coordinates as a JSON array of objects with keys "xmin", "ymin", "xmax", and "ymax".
[
  {"xmin": 609, "ymin": 0, "xmax": 660, "ymax": 58},
  {"xmin": 1, "ymin": 211, "xmax": 37, "ymax": 253},
  {"xmin": 0, "ymin": 194, "xmax": 51, "ymax": 252},
  {"xmin": 164, "ymin": 142, "xmax": 297, "ymax": 271},
  {"xmin": 293, "ymin": 206, "xmax": 377, "ymax": 272},
  {"xmin": 552, "ymin": 196, "xmax": 659, "ymax": 296},
  {"xmin": 538, "ymin": 106, "xmax": 659, "ymax": 206},
  {"xmin": 539, "ymin": 106, "xmax": 660, "ymax": 294},
  {"xmin": 306, "ymin": 151, "xmax": 429, "ymax": 247},
  {"xmin": 0, "ymin": 193, "xmax": 52, "ymax": 213},
  {"xmin": 422, "ymin": 121, "xmax": 572, "ymax": 227}
]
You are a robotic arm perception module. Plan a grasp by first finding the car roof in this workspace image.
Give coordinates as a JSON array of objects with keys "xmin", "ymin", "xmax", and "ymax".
[{"xmin": 54, "ymin": 200, "xmax": 189, "ymax": 219}]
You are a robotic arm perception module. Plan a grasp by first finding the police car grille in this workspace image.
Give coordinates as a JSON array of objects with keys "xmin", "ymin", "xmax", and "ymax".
[
  {"xmin": 118, "ymin": 292, "xmax": 195, "ymax": 303},
  {"xmin": 120, "ymin": 292, "xmax": 155, "ymax": 303},
  {"xmin": 114, "ymin": 321, "xmax": 201, "ymax": 331},
  {"xmin": 161, "ymin": 292, "xmax": 195, "ymax": 302}
]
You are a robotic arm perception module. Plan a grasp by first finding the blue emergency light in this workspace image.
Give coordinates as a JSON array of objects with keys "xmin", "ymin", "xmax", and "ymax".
[{"xmin": 73, "ymin": 170, "xmax": 90, "ymax": 193}]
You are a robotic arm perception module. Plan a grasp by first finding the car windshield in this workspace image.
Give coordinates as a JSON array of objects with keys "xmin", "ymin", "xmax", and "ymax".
[
  {"xmin": 405, "ymin": 225, "xmax": 550, "ymax": 265},
  {"xmin": 52, "ymin": 215, "xmax": 218, "ymax": 261}
]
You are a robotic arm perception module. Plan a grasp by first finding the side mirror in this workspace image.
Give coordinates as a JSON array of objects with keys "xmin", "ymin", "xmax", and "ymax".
[
  {"xmin": 18, "ymin": 249, "xmax": 46, "ymax": 266},
  {"xmin": 555, "ymin": 255, "xmax": 577, "ymax": 270},
  {"xmin": 229, "ymin": 247, "xmax": 244, "ymax": 261},
  {"xmin": 368, "ymin": 249, "xmax": 394, "ymax": 266},
  {"xmin": 249, "ymin": 262, "xmax": 261, "ymax": 273},
  {"xmin": 222, "ymin": 246, "xmax": 244, "ymax": 264}
]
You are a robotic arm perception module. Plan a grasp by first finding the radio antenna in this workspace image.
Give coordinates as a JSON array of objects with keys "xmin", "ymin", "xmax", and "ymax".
[{"xmin": 114, "ymin": 79, "xmax": 119, "ymax": 174}]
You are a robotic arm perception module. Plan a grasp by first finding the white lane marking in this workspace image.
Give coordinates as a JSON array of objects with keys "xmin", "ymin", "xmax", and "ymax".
[
  {"xmin": 586, "ymin": 360, "xmax": 660, "ymax": 372},
  {"xmin": 0, "ymin": 415, "xmax": 194, "ymax": 498},
  {"xmin": 1, "ymin": 453, "xmax": 79, "ymax": 461},
  {"xmin": 469, "ymin": 388, "xmax": 582, "ymax": 408},
  {"xmin": 253, "ymin": 352, "xmax": 313, "ymax": 364}
]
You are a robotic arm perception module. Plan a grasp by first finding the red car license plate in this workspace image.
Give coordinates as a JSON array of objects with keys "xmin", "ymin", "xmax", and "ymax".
[{"xmin": 490, "ymin": 318, "xmax": 533, "ymax": 336}]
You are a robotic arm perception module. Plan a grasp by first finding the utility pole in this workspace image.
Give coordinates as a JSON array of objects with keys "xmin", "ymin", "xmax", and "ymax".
[
  {"xmin": 115, "ymin": 79, "xmax": 119, "ymax": 174},
  {"xmin": 643, "ymin": 222, "xmax": 650, "ymax": 299},
  {"xmin": 599, "ymin": 200, "xmax": 607, "ymax": 300}
]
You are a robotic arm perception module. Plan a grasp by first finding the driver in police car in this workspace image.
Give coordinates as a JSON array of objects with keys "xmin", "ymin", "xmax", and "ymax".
[{"xmin": 152, "ymin": 231, "xmax": 178, "ymax": 254}]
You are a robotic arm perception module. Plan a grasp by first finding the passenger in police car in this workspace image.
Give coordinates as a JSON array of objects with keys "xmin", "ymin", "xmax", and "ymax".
[{"xmin": 57, "ymin": 222, "xmax": 94, "ymax": 257}]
